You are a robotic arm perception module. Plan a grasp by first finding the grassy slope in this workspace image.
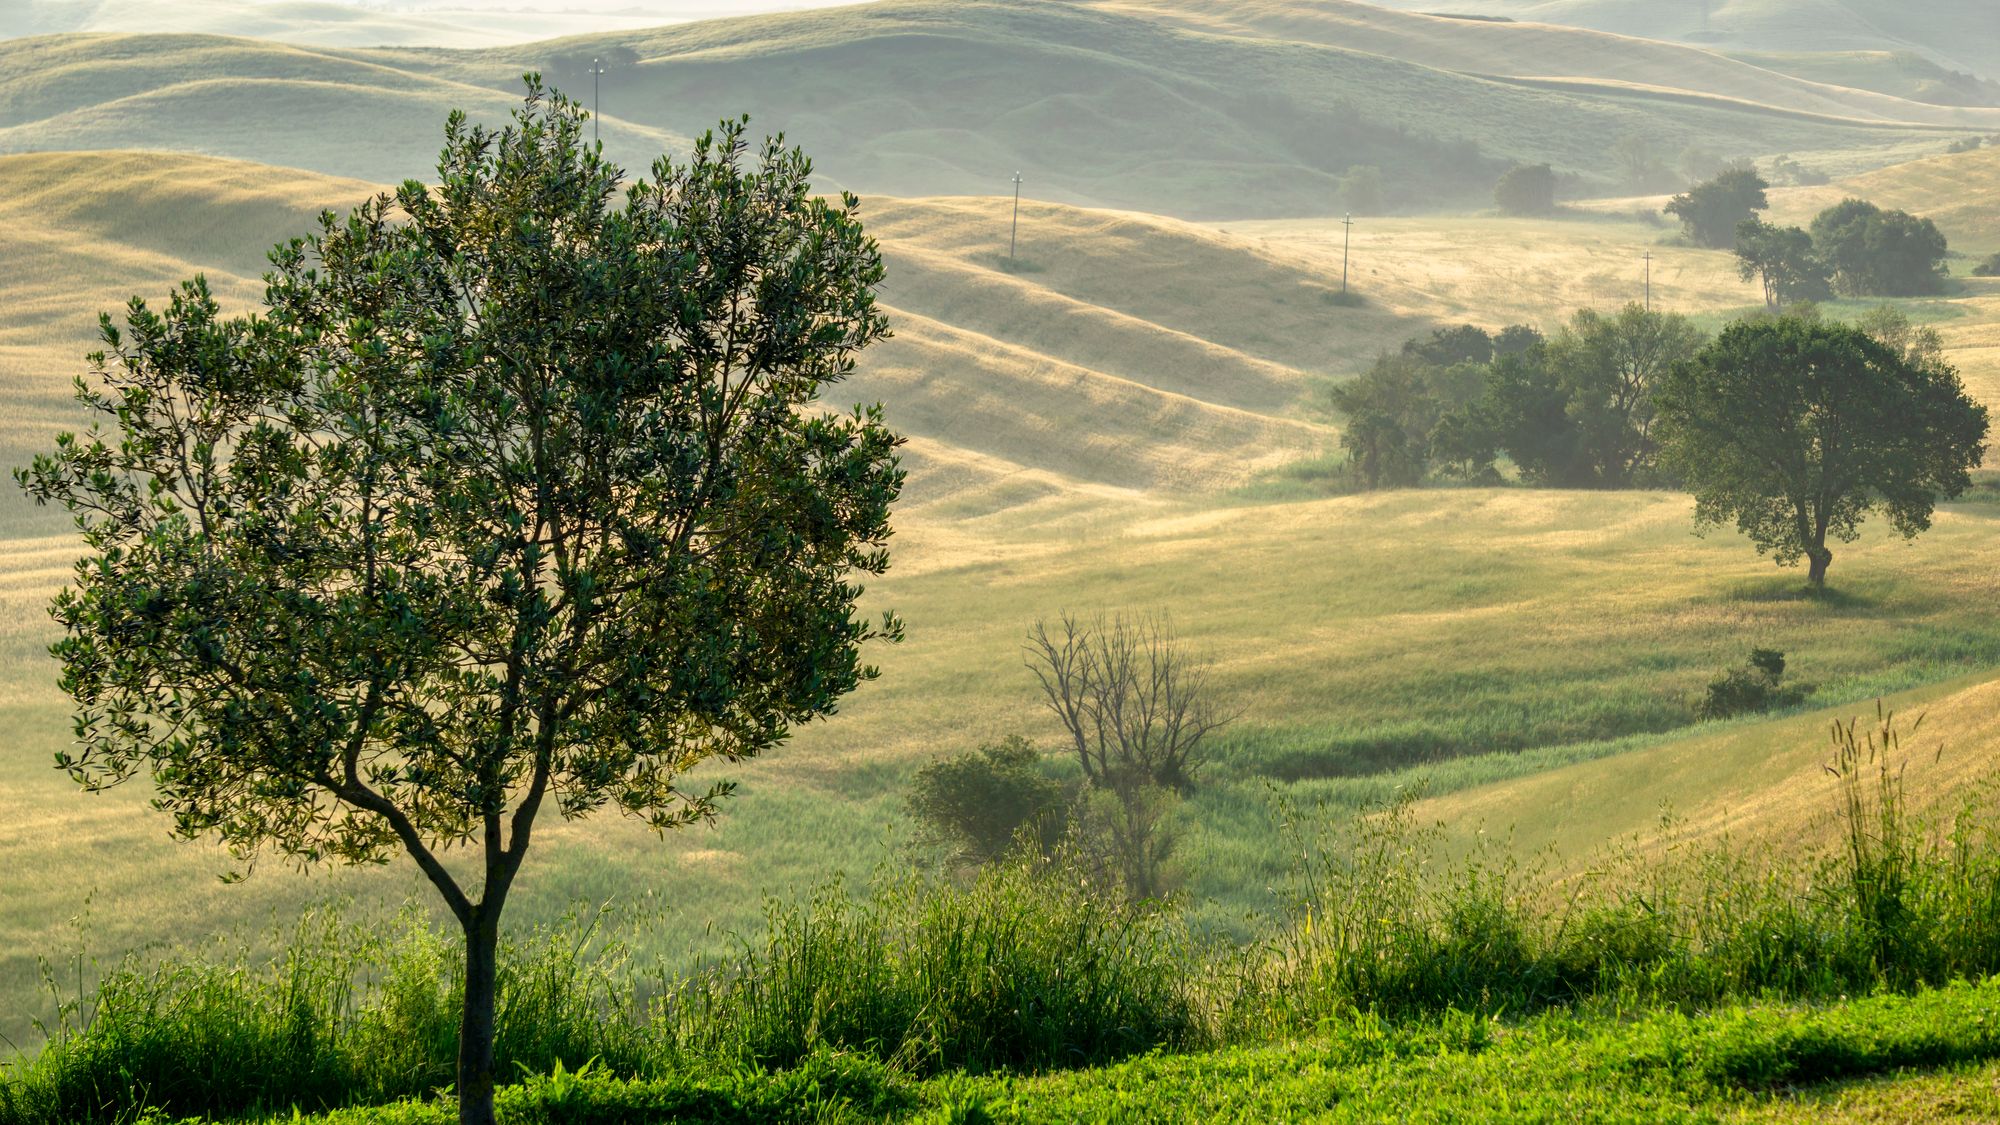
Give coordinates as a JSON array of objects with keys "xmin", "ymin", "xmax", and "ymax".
[
  {"xmin": 0, "ymin": 1, "xmax": 1961, "ymax": 218},
  {"xmin": 8, "ymin": 141, "xmax": 2000, "ymax": 1042},
  {"xmin": 1726, "ymin": 50, "xmax": 2000, "ymax": 107},
  {"xmin": 1766, "ymin": 144, "xmax": 2000, "ymax": 254}
]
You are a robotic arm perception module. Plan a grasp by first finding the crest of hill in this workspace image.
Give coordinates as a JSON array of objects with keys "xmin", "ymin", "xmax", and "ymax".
[
  {"xmin": 1726, "ymin": 50, "xmax": 2000, "ymax": 108},
  {"xmin": 0, "ymin": 0, "xmax": 682, "ymax": 49},
  {"xmin": 0, "ymin": 151, "xmax": 1357, "ymax": 529},
  {"xmin": 0, "ymin": 1, "xmax": 1955, "ymax": 219},
  {"xmin": 0, "ymin": 33, "xmax": 685, "ymax": 185},
  {"xmin": 439, "ymin": 0, "xmax": 1955, "ymax": 213},
  {"xmin": 1368, "ymin": 0, "xmax": 2000, "ymax": 82},
  {"xmin": 1094, "ymin": 0, "xmax": 2000, "ymax": 128}
]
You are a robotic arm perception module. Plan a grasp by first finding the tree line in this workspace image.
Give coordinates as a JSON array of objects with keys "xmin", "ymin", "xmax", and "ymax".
[
  {"xmin": 1321, "ymin": 304, "xmax": 1986, "ymax": 589},
  {"xmin": 1664, "ymin": 168, "xmax": 1952, "ymax": 303}
]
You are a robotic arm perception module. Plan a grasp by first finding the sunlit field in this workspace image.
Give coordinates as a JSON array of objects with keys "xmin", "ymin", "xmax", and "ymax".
[{"xmin": 6, "ymin": 3, "xmax": 2000, "ymax": 1118}]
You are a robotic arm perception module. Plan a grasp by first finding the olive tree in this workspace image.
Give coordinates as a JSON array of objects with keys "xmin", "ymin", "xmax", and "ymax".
[
  {"xmin": 16, "ymin": 85, "xmax": 902, "ymax": 1125},
  {"xmin": 1656, "ymin": 317, "xmax": 1985, "ymax": 589}
]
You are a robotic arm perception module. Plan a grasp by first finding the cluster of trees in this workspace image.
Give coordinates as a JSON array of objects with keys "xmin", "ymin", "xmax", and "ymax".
[
  {"xmin": 1322, "ymin": 306, "xmax": 1988, "ymax": 589},
  {"xmin": 1324, "ymin": 305, "xmax": 1707, "ymax": 490},
  {"xmin": 909, "ymin": 613, "xmax": 1235, "ymax": 901},
  {"xmin": 1665, "ymin": 169, "xmax": 1950, "ymax": 302}
]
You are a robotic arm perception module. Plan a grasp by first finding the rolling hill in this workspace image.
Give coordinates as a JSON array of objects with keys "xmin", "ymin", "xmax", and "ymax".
[
  {"xmin": 0, "ymin": 150, "xmax": 1376, "ymax": 538},
  {"xmin": 0, "ymin": 1, "xmax": 1971, "ymax": 220},
  {"xmin": 1097, "ymin": 0, "xmax": 2000, "ymax": 128},
  {"xmin": 1368, "ymin": 1, "xmax": 2000, "ymax": 81}
]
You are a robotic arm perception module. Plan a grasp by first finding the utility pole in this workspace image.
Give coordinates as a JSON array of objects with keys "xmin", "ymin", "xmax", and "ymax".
[
  {"xmin": 1341, "ymin": 212, "xmax": 1354, "ymax": 295},
  {"xmin": 589, "ymin": 57, "xmax": 608, "ymax": 143},
  {"xmin": 1010, "ymin": 171, "xmax": 1023, "ymax": 259},
  {"xmin": 1643, "ymin": 250, "xmax": 1653, "ymax": 311}
]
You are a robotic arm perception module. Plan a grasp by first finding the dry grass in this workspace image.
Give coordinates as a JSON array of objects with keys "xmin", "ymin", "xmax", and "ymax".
[{"xmin": 6, "ymin": 128, "xmax": 2000, "ymax": 1054}]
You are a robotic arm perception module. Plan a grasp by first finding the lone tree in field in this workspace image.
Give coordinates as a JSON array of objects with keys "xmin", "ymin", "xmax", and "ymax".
[
  {"xmin": 1655, "ymin": 316, "xmax": 1985, "ymax": 590},
  {"xmin": 16, "ymin": 85, "xmax": 901, "ymax": 1125},
  {"xmin": 1026, "ymin": 612, "xmax": 1234, "ymax": 899}
]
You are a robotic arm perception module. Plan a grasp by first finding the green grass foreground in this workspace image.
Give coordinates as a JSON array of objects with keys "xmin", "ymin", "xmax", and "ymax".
[
  {"xmin": 9, "ymin": 713, "xmax": 2000, "ymax": 1125},
  {"xmin": 37, "ymin": 983, "xmax": 2000, "ymax": 1123}
]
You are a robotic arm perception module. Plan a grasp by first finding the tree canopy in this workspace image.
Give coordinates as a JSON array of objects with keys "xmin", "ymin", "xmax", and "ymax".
[
  {"xmin": 1493, "ymin": 163, "xmax": 1557, "ymax": 217},
  {"xmin": 1734, "ymin": 217, "xmax": 1832, "ymax": 310},
  {"xmin": 1811, "ymin": 198, "xmax": 1950, "ymax": 297},
  {"xmin": 16, "ymin": 84, "xmax": 903, "ymax": 1125},
  {"xmin": 1665, "ymin": 166, "xmax": 1769, "ymax": 249},
  {"xmin": 1656, "ymin": 316, "xmax": 1985, "ymax": 589}
]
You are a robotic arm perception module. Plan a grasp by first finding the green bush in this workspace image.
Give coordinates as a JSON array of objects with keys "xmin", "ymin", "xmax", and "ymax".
[
  {"xmin": 906, "ymin": 737, "xmax": 1067, "ymax": 866},
  {"xmin": 1696, "ymin": 648, "xmax": 1811, "ymax": 720}
]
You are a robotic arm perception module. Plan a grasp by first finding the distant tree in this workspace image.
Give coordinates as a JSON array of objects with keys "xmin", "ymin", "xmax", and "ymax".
[
  {"xmin": 15, "ymin": 88, "xmax": 903, "ymax": 1125},
  {"xmin": 1767, "ymin": 154, "xmax": 1830, "ymax": 187},
  {"xmin": 1810, "ymin": 199, "xmax": 1950, "ymax": 296},
  {"xmin": 1677, "ymin": 144, "xmax": 1728, "ymax": 186},
  {"xmin": 1339, "ymin": 164, "xmax": 1385, "ymax": 215},
  {"xmin": 1494, "ymin": 163, "xmax": 1558, "ymax": 216},
  {"xmin": 1855, "ymin": 305, "xmax": 1947, "ymax": 372},
  {"xmin": 1973, "ymin": 251, "xmax": 2000, "ymax": 277},
  {"xmin": 1493, "ymin": 323, "xmax": 1545, "ymax": 356},
  {"xmin": 1026, "ymin": 613, "xmax": 1234, "ymax": 900},
  {"xmin": 1665, "ymin": 166, "xmax": 1769, "ymax": 248},
  {"xmin": 1541, "ymin": 304, "xmax": 1708, "ymax": 486},
  {"xmin": 908, "ymin": 737, "xmax": 1067, "ymax": 867},
  {"xmin": 1324, "ymin": 352, "xmax": 1490, "ymax": 488},
  {"xmin": 1656, "ymin": 317, "xmax": 1987, "ymax": 589},
  {"xmin": 544, "ymin": 45, "xmax": 640, "ymax": 85},
  {"xmin": 1734, "ymin": 217, "xmax": 1833, "ymax": 310},
  {"xmin": 1481, "ymin": 346, "xmax": 1586, "ymax": 485},
  {"xmin": 1402, "ymin": 323, "xmax": 1495, "ymax": 367},
  {"xmin": 1611, "ymin": 133, "xmax": 1673, "ymax": 192}
]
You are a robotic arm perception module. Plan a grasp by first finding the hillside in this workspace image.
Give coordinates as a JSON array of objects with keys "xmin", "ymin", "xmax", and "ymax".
[
  {"xmin": 1766, "ymin": 143, "xmax": 2000, "ymax": 253},
  {"xmin": 1727, "ymin": 49, "xmax": 2000, "ymax": 107},
  {"xmin": 1098, "ymin": 0, "xmax": 2000, "ymax": 128},
  {"xmin": 1369, "ymin": 1, "xmax": 2000, "ymax": 81},
  {"xmin": 0, "ymin": 1, "xmax": 1967, "ymax": 219},
  {"xmin": 0, "ymin": 150, "xmax": 1373, "ymax": 538}
]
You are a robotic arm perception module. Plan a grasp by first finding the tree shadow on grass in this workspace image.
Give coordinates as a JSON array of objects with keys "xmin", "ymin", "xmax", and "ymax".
[{"xmin": 1703, "ymin": 576, "xmax": 1879, "ymax": 611}]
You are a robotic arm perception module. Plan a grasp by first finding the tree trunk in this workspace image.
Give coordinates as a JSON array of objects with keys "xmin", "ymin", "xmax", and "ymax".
[
  {"xmin": 1807, "ymin": 548, "xmax": 1831, "ymax": 591},
  {"xmin": 459, "ymin": 906, "xmax": 501, "ymax": 1125}
]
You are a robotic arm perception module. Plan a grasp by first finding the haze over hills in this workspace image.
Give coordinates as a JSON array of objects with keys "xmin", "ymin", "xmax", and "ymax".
[
  {"xmin": 11, "ymin": 4, "xmax": 2000, "ymax": 1105},
  {"xmin": 1369, "ymin": 0, "xmax": 2000, "ymax": 81},
  {"xmin": 0, "ymin": 0, "xmax": 860, "ymax": 48},
  {"xmin": 0, "ymin": 0, "xmax": 1978, "ymax": 219}
]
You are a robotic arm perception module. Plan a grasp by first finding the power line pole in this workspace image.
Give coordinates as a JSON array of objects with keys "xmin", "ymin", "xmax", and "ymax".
[
  {"xmin": 589, "ymin": 57, "xmax": 608, "ymax": 143},
  {"xmin": 1643, "ymin": 250, "xmax": 1653, "ymax": 311},
  {"xmin": 1341, "ymin": 212, "xmax": 1354, "ymax": 295},
  {"xmin": 1010, "ymin": 171, "xmax": 1023, "ymax": 259}
]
